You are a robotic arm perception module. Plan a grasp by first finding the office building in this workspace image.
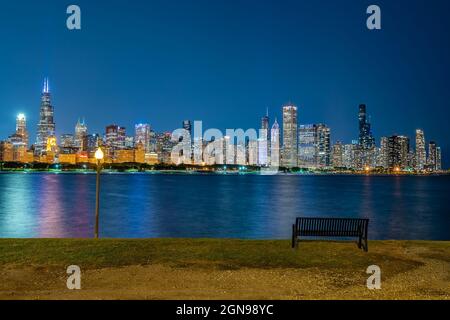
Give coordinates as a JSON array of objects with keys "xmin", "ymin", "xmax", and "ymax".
[
  {"xmin": 387, "ymin": 135, "xmax": 409, "ymax": 169},
  {"xmin": 282, "ymin": 103, "xmax": 298, "ymax": 168},
  {"xmin": 270, "ymin": 119, "xmax": 280, "ymax": 167},
  {"xmin": 358, "ymin": 104, "xmax": 375, "ymax": 150},
  {"xmin": 105, "ymin": 125, "xmax": 126, "ymax": 149},
  {"xmin": 86, "ymin": 134, "xmax": 101, "ymax": 152},
  {"xmin": 380, "ymin": 137, "xmax": 389, "ymax": 168},
  {"xmin": 258, "ymin": 111, "xmax": 270, "ymax": 166},
  {"xmin": 74, "ymin": 118, "xmax": 88, "ymax": 151},
  {"xmin": 415, "ymin": 129, "xmax": 426, "ymax": 170},
  {"xmin": 298, "ymin": 124, "xmax": 316, "ymax": 168},
  {"xmin": 135, "ymin": 123, "xmax": 151, "ymax": 153},
  {"xmin": 436, "ymin": 147, "xmax": 442, "ymax": 171},
  {"xmin": 248, "ymin": 140, "xmax": 258, "ymax": 165},
  {"xmin": 315, "ymin": 124, "xmax": 331, "ymax": 167},
  {"xmin": 331, "ymin": 141, "xmax": 344, "ymax": 168},
  {"xmin": 343, "ymin": 142, "xmax": 361, "ymax": 169},
  {"xmin": 428, "ymin": 141, "xmax": 438, "ymax": 170},
  {"xmin": 9, "ymin": 113, "xmax": 29, "ymax": 148}
]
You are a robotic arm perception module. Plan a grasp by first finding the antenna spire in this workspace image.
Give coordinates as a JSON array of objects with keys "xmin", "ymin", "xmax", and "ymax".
[{"xmin": 43, "ymin": 77, "xmax": 50, "ymax": 93}]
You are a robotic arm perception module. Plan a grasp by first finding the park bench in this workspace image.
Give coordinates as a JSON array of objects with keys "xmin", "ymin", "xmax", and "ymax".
[{"xmin": 292, "ymin": 217, "xmax": 369, "ymax": 251}]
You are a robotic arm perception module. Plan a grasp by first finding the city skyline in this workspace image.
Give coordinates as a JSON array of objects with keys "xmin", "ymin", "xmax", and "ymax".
[
  {"xmin": 3, "ymin": 77, "xmax": 447, "ymax": 168},
  {"xmin": 0, "ymin": 78, "xmax": 444, "ymax": 171}
]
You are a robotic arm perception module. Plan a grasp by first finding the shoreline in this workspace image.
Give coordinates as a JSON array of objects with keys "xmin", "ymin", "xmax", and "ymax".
[{"xmin": 0, "ymin": 169, "xmax": 449, "ymax": 176}]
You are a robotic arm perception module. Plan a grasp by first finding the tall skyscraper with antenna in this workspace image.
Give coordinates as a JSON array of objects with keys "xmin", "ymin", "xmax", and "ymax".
[{"xmin": 35, "ymin": 78, "xmax": 56, "ymax": 155}]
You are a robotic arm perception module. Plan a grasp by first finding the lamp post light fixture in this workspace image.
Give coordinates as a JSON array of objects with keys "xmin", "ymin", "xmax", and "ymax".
[{"xmin": 94, "ymin": 147, "xmax": 104, "ymax": 239}]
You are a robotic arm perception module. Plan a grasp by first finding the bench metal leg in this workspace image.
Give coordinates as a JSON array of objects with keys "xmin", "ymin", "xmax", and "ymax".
[
  {"xmin": 292, "ymin": 224, "xmax": 297, "ymax": 249},
  {"xmin": 358, "ymin": 236, "xmax": 362, "ymax": 249},
  {"xmin": 363, "ymin": 224, "xmax": 369, "ymax": 252}
]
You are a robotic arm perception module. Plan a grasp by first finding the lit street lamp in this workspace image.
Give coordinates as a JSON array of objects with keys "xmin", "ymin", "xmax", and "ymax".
[{"xmin": 94, "ymin": 147, "xmax": 104, "ymax": 239}]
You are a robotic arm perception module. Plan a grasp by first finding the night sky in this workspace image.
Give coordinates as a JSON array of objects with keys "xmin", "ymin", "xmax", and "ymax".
[{"xmin": 0, "ymin": 0, "xmax": 449, "ymax": 167}]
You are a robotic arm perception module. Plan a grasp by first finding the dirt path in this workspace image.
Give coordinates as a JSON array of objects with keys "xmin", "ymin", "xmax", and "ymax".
[{"xmin": 1, "ymin": 246, "xmax": 448, "ymax": 300}]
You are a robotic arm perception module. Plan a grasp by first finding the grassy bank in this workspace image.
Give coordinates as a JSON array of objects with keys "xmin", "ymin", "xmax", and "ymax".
[{"xmin": 0, "ymin": 239, "xmax": 449, "ymax": 299}]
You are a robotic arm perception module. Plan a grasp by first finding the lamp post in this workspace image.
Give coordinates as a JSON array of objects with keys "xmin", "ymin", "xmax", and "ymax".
[{"xmin": 94, "ymin": 147, "xmax": 104, "ymax": 239}]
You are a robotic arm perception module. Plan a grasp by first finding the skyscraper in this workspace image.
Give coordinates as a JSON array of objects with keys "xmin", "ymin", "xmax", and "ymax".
[
  {"xmin": 408, "ymin": 150, "xmax": 416, "ymax": 169},
  {"xmin": 343, "ymin": 141, "xmax": 361, "ymax": 169},
  {"xmin": 358, "ymin": 104, "xmax": 375, "ymax": 149},
  {"xmin": 282, "ymin": 103, "xmax": 298, "ymax": 168},
  {"xmin": 156, "ymin": 132, "xmax": 176, "ymax": 164},
  {"xmin": 258, "ymin": 111, "xmax": 270, "ymax": 166},
  {"xmin": 398, "ymin": 136, "xmax": 410, "ymax": 169},
  {"xmin": 248, "ymin": 140, "xmax": 258, "ymax": 165},
  {"xmin": 35, "ymin": 78, "xmax": 56, "ymax": 155},
  {"xmin": 387, "ymin": 135, "xmax": 409, "ymax": 169},
  {"xmin": 380, "ymin": 137, "xmax": 389, "ymax": 168},
  {"xmin": 415, "ymin": 129, "xmax": 426, "ymax": 170},
  {"xmin": 436, "ymin": 147, "xmax": 442, "ymax": 171},
  {"xmin": 105, "ymin": 124, "xmax": 126, "ymax": 160},
  {"xmin": 15, "ymin": 113, "xmax": 29, "ymax": 147},
  {"xmin": 8, "ymin": 113, "xmax": 29, "ymax": 148},
  {"xmin": 298, "ymin": 124, "xmax": 316, "ymax": 168},
  {"xmin": 270, "ymin": 119, "xmax": 280, "ymax": 167},
  {"xmin": 106, "ymin": 125, "xmax": 126, "ymax": 149},
  {"xmin": 315, "ymin": 124, "xmax": 331, "ymax": 167},
  {"xmin": 428, "ymin": 141, "xmax": 437, "ymax": 170},
  {"xmin": 224, "ymin": 136, "xmax": 235, "ymax": 165},
  {"xmin": 374, "ymin": 147, "xmax": 384, "ymax": 168},
  {"xmin": 149, "ymin": 129, "xmax": 157, "ymax": 153},
  {"xmin": 135, "ymin": 123, "xmax": 151, "ymax": 153},
  {"xmin": 261, "ymin": 111, "xmax": 269, "ymax": 135},
  {"xmin": 86, "ymin": 134, "xmax": 101, "ymax": 152},
  {"xmin": 181, "ymin": 120, "xmax": 193, "ymax": 163},
  {"xmin": 358, "ymin": 104, "xmax": 375, "ymax": 168},
  {"xmin": 257, "ymin": 135, "xmax": 268, "ymax": 166},
  {"xmin": 236, "ymin": 139, "xmax": 246, "ymax": 165},
  {"xmin": 331, "ymin": 141, "xmax": 344, "ymax": 168},
  {"xmin": 74, "ymin": 118, "xmax": 88, "ymax": 151}
]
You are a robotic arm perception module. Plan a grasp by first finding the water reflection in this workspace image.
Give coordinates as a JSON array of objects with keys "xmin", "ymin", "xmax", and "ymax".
[
  {"xmin": 0, "ymin": 174, "xmax": 36, "ymax": 237},
  {"xmin": 0, "ymin": 173, "xmax": 448, "ymax": 240}
]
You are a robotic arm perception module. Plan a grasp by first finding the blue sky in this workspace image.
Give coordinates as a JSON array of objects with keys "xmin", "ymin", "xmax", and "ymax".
[{"xmin": 0, "ymin": 0, "xmax": 449, "ymax": 167}]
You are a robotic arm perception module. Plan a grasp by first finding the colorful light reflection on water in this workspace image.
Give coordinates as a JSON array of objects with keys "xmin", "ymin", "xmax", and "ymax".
[{"xmin": 0, "ymin": 173, "xmax": 449, "ymax": 239}]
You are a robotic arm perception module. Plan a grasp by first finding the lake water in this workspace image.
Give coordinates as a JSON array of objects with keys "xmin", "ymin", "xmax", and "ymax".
[{"xmin": 0, "ymin": 173, "xmax": 449, "ymax": 240}]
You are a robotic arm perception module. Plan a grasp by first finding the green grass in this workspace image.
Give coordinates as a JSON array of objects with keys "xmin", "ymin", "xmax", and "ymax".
[
  {"xmin": 1, "ymin": 239, "xmax": 449, "ymax": 298},
  {"xmin": 1, "ymin": 239, "xmax": 447, "ymax": 274}
]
